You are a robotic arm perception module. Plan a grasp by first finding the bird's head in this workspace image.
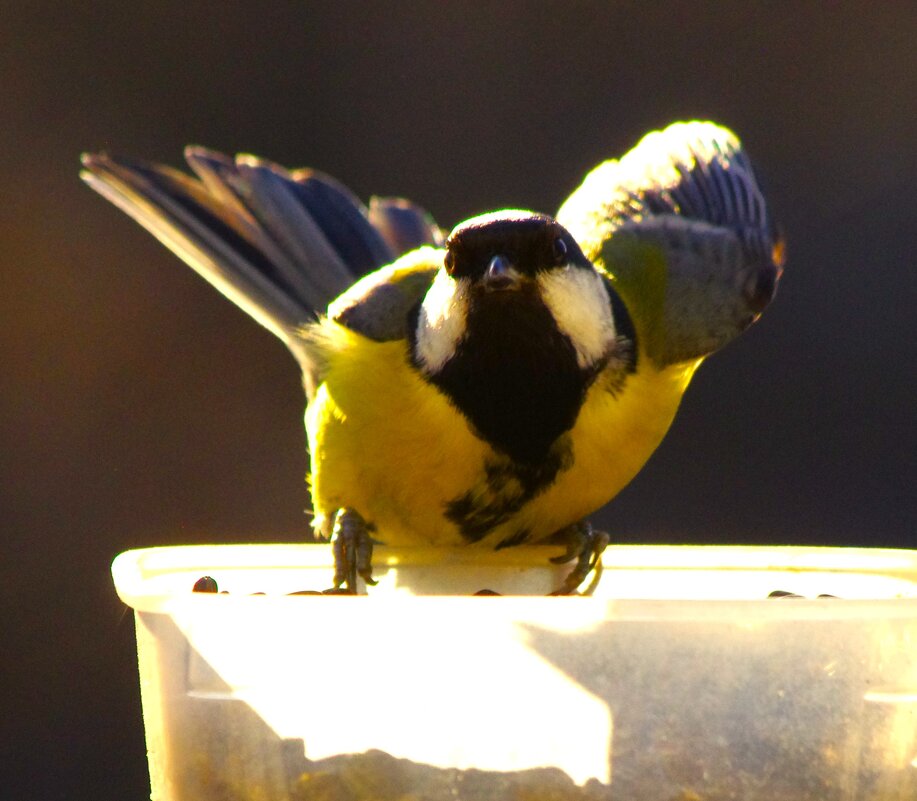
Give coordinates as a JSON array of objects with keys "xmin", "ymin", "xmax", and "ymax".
[
  {"xmin": 443, "ymin": 210, "xmax": 591, "ymax": 291},
  {"xmin": 412, "ymin": 211, "xmax": 623, "ymax": 378}
]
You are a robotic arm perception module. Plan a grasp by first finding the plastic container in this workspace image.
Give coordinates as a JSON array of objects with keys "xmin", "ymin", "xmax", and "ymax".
[{"xmin": 112, "ymin": 544, "xmax": 917, "ymax": 801}]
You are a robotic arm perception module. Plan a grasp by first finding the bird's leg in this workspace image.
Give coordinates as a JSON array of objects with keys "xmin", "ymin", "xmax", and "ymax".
[
  {"xmin": 326, "ymin": 507, "xmax": 378, "ymax": 594},
  {"xmin": 547, "ymin": 520, "xmax": 609, "ymax": 595}
]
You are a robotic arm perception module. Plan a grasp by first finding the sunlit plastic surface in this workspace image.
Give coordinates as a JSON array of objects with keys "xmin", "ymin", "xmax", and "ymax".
[{"xmin": 112, "ymin": 544, "xmax": 917, "ymax": 800}]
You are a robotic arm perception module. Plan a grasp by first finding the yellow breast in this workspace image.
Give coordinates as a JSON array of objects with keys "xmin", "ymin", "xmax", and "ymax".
[
  {"xmin": 509, "ymin": 357, "xmax": 699, "ymax": 540},
  {"xmin": 306, "ymin": 319, "xmax": 699, "ymax": 546}
]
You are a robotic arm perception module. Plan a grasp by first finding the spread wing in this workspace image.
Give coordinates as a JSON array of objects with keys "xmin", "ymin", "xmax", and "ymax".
[
  {"xmin": 81, "ymin": 147, "xmax": 444, "ymax": 379},
  {"xmin": 558, "ymin": 120, "xmax": 784, "ymax": 366}
]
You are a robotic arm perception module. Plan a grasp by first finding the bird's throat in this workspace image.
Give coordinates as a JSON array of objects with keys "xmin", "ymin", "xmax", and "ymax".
[{"xmin": 421, "ymin": 291, "xmax": 596, "ymax": 464}]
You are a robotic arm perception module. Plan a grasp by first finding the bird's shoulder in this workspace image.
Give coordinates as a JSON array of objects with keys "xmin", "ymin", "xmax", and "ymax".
[{"xmin": 325, "ymin": 246, "xmax": 442, "ymax": 342}]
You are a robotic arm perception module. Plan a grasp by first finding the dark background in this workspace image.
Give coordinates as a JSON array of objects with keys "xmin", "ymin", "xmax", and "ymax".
[{"xmin": 2, "ymin": 3, "xmax": 915, "ymax": 799}]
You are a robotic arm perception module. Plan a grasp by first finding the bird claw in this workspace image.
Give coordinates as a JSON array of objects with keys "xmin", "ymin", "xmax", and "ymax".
[
  {"xmin": 547, "ymin": 521, "xmax": 609, "ymax": 595},
  {"xmin": 329, "ymin": 508, "xmax": 378, "ymax": 593}
]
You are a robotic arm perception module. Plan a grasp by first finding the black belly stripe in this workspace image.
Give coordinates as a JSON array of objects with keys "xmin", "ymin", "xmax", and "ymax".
[
  {"xmin": 445, "ymin": 442, "xmax": 573, "ymax": 543},
  {"xmin": 495, "ymin": 528, "xmax": 531, "ymax": 550},
  {"xmin": 408, "ymin": 272, "xmax": 636, "ymax": 546},
  {"xmin": 420, "ymin": 287, "xmax": 598, "ymax": 464}
]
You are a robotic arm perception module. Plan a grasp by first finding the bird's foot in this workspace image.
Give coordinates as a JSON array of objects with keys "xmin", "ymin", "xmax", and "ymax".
[
  {"xmin": 547, "ymin": 521, "xmax": 609, "ymax": 595},
  {"xmin": 327, "ymin": 508, "xmax": 378, "ymax": 594}
]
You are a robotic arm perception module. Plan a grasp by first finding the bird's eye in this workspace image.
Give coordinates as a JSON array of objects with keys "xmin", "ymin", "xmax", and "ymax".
[
  {"xmin": 444, "ymin": 250, "xmax": 455, "ymax": 274},
  {"xmin": 552, "ymin": 237, "xmax": 568, "ymax": 264}
]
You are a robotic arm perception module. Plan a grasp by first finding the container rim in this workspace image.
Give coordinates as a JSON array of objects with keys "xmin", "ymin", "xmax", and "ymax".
[{"xmin": 112, "ymin": 543, "xmax": 917, "ymax": 615}]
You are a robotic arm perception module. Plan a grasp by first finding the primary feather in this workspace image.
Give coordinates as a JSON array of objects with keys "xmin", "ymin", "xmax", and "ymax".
[{"xmin": 80, "ymin": 149, "xmax": 442, "ymax": 386}]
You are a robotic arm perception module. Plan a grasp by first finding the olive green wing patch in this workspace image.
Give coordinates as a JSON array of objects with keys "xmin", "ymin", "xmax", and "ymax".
[{"xmin": 558, "ymin": 120, "xmax": 783, "ymax": 367}]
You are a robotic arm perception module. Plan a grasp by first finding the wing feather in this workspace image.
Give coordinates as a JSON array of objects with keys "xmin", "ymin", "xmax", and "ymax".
[{"xmin": 558, "ymin": 120, "xmax": 783, "ymax": 366}]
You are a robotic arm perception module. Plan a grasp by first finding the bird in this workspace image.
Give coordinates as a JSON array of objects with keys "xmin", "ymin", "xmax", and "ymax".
[{"xmin": 80, "ymin": 120, "xmax": 783, "ymax": 593}]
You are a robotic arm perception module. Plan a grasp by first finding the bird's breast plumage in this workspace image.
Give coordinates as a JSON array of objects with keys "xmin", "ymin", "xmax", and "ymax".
[
  {"xmin": 415, "ymin": 281, "xmax": 595, "ymax": 465},
  {"xmin": 306, "ymin": 318, "xmax": 696, "ymax": 548}
]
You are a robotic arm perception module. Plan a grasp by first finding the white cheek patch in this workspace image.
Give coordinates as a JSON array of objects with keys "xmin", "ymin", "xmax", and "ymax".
[
  {"xmin": 415, "ymin": 271, "xmax": 469, "ymax": 374},
  {"xmin": 538, "ymin": 266, "xmax": 617, "ymax": 369}
]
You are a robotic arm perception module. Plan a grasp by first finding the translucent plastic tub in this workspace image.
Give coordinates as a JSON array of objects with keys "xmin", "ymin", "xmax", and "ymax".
[{"xmin": 112, "ymin": 544, "xmax": 917, "ymax": 801}]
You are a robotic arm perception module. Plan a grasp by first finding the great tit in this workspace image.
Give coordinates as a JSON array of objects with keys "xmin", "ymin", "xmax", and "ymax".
[{"xmin": 81, "ymin": 120, "xmax": 783, "ymax": 593}]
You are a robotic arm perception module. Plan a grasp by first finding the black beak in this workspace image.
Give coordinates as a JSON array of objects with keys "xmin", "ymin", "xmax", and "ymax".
[{"xmin": 483, "ymin": 255, "xmax": 520, "ymax": 291}]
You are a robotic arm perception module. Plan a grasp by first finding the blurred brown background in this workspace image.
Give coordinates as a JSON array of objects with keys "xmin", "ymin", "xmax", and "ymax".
[{"xmin": 2, "ymin": 3, "xmax": 915, "ymax": 798}]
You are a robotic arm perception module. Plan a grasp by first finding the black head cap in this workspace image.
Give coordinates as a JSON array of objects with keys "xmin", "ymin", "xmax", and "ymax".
[{"xmin": 444, "ymin": 210, "xmax": 591, "ymax": 280}]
